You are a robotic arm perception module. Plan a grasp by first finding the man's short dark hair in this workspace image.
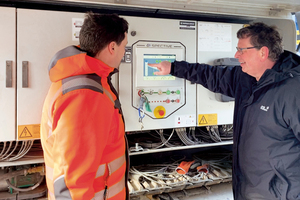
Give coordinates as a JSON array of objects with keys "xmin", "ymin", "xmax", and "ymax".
[
  {"xmin": 79, "ymin": 12, "xmax": 129, "ymax": 57},
  {"xmin": 237, "ymin": 22, "xmax": 283, "ymax": 61}
]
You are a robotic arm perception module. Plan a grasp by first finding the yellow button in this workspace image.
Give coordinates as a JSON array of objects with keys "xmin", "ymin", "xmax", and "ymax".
[{"xmin": 154, "ymin": 106, "xmax": 166, "ymax": 118}]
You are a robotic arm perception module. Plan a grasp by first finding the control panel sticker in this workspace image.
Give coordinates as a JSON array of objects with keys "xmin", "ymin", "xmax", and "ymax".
[
  {"xmin": 175, "ymin": 114, "xmax": 196, "ymax": 127},
  {"xmin": 179, "ymin": 21, "xmax": 196, "ymax": 30},
  {"xmin": 198, "ymin": 114, "xmax": 218, "ymax": 126},
  {"xmin": 18, "ymin": 124, "xmax": 40, "ymax": 140},
  {"xmin": 72, "ymin": 18, "xmax": 84, "ymax": 41}
]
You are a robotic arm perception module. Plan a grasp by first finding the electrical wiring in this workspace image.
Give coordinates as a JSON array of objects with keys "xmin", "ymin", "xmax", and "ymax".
[
  {"xmin": 175, "ymin": 128, "xmax": 203, "ymax": 146},
  {"xmin": 0, "ymin": 141, "xmax": 15, "ymax": 161},
  {"xmin": 3, "ymin": 141, "xmax": 25, "ymax": 161},
  {"xmin": 156, "ymin": 129, "xmax": 177, "ymax": 148},
  {"xmin": 148, "ymin": 131, "xmax": 164, "ymax": 140},
  {"xmin": 0, "ymin": 140, "xmax": 38, "ymax": 161},
  {"xmin": 4, "ymin": 141, "xmax": 26, "ymax": 161},
  {"xmin": 0, "ymin": 142, "xmax": 7, "ymax": 157},
  {"xmin": 130, "ymin": 168, "xmax": 186, "ymax": 187},
  {"xmin": 195, "ymin": 126, "xmax": 223, "ymax": 143},
  {"xmin": 196, "ymin": 127, "xmax": 214, "ymax": 142},
  {"xmin": 208, "ymin": 126, "xmax": 222, "ymax": 142},
  {"xmin": 3, "ymin": 165, "xmax": 45, "ymax": 192},
  {"xmin": 17, "ymin": 140, "xmax": 33, "ymax": 160},
  {"xmin": 176, "ymin": 128, "xmax": 192, "ymax": 145},
  {"xmin": 135, "ymin": 140, "xmax": 161, "ymax": 149},
  {"xmin": 133, "ymin": 129, "xmax": 177, "ymax": 149},
  {"xmin": 131, "ymin": 162, "xmax": 181, "ymax": 180},
  {"xmin": 6, "ymin": 174, "xmax": 44, "ymax": 192},
  {"xmin": 126, "ymin": 126, "xmax": 233, "ymax": 196},
  {"xmin": 193, "ymin": 154, "xmax": 232, "ymax": 171},
  {"xmin": 128, "ymin": 153, "xmax": 232, "ymax": 196},
  {"xmin": 130, "ymin": 168, "xmax": 161, "ymax": 184},
  {"xmin": 128, "ymin": 124, "xmax": 233, "ymax": 153},
  {"xmin": 190, "ymin": 127, "xmax": 200, "ymax": 142},
  {"xmin": 7, "ymin": 140, "xmax": 34, "ymax": 161},
  {"xmin": 218, "ymin": 124, "xmax": 233, "ymax": 140},
  {"xmin": 130, "ymin": 167, "xmax": 169, "ymax": 188}
]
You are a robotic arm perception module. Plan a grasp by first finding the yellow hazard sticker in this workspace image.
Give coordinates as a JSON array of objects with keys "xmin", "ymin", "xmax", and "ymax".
[
  {"xmin": 18, "ymin": 124, "xmax": 40, "ymax": 140},
  {"xmin": 198, "ymin": 114, "xmax": 218, "ymax": 126}
]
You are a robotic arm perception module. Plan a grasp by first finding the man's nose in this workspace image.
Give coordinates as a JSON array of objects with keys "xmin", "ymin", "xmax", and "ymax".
[{"xmin": 234, "ymin": 51, "xmax": 240, "ymax": 58}]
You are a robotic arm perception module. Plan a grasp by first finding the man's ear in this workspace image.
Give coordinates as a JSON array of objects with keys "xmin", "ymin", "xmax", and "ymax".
[
  {"xmin": 108, "ymin": 41, "xmax": 116, "ymax": 54},
  {"xmin": 260, "ymin": 46, "xmax": 269, "ymax": 61}
]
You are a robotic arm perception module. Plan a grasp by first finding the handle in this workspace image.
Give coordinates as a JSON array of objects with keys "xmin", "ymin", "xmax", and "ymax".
[
  {"xmin": 6, "ymin": 61, "xmax": 13, "ymax": 88},
  {"xmin": 22, "ymin": 61, "xmax": 29, "ymax": 88}
]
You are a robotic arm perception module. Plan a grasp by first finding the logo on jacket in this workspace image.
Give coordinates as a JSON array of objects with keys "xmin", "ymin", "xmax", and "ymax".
[{"xmin": 260, "ymin": 105, "xmax": 269, "ymax": 112}]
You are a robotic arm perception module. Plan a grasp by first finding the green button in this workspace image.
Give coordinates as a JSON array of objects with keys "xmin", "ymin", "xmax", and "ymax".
[
  {"xmin": 166, "ymin": 90, "xmax": 171, "ymax": 95},
  {"xmin": 176, "ymin": 90, "xmax": 180, "ymax": 94}
]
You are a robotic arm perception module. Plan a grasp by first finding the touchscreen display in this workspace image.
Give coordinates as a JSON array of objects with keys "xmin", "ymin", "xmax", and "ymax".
[{"xmin": 143, "ymin": 54, "xmax": 176, "ymax": 80}]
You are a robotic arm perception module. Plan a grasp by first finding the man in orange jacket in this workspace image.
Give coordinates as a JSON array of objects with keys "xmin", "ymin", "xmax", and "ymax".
[{"xmin": 40, "ymin": 12, "xmax": 129, "ymax": 200}]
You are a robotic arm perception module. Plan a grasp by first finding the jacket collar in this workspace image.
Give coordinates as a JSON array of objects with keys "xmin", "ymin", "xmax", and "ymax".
[
  {"xmin": 256, "ymin": 50, "xmax": 300, "ymax": 87},
  {"xmin": 49, "ymin": 45, "xmax": 117, "ymax": 82}
]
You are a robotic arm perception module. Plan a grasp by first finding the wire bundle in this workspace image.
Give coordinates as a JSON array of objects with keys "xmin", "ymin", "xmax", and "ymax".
[
  {"xmin": 128, "ymin": 153, "xmax": 232, "ymax": 195},
  {"xmin": 0, "ymin": 140, "xmax": 33, "ymax": 161},
  {"xmin": 175, "ymin": 127, "xmax": 204, "ymax": 145},
  {"xmin": 128, "ymin": 125, "xmax": 233, "ymax": 152}
]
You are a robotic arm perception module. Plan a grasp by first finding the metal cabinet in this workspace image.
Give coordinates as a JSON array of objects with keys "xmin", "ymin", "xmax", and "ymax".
[
  {"xmin": 0, "ymin": 7, "xmax": 84, "ymax": 142},
  {"xmin": 0, "ymin": 7, "xmax": 16, "ymax": 142}
]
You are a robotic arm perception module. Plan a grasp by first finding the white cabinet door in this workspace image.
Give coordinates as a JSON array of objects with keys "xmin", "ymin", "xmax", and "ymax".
[
  {"xmin": 17, "ymin": 9, "xmax": 84, "ymax": 140},
  {"xmin": 0, "ymin": 7, "xmax": 16, "ymax": 141}
]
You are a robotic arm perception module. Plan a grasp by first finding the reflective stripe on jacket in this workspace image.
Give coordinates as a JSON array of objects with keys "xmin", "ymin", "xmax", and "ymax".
[{"xmin": 40, "ymin": 46, "xmax": 128, "ymax": 200}]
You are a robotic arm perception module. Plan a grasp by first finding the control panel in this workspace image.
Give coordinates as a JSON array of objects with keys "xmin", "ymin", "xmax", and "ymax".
[
  {"xmin": 119, "ymin": 16, "xmax": 197, "ymax": 132},
  {"xmin": 132, "ymin": 41, "xmax": 186, "ymax": 119}
]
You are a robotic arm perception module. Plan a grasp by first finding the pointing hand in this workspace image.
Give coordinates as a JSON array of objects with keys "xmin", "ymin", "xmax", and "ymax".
[{"xmin": 148, "ymin": 61, "xmax": 172, "ymax": 75}]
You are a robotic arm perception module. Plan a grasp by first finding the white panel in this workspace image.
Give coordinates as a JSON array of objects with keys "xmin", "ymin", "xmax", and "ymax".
[
  {"xmin": 196, "ymin": 19, "xmax": 297, "ymax": 126},
  {"xmin": 62, "ymin": 0, "xmax": 300, "ymax": 17},
  {"xmin": 119, "ymin": 16, "xmax": 197, "ymax": 131},
  {"xmin": 17, "ymin": 9, "xmax": 85, "ymax": 139},
  {"xmin": 255, "ymin": 18, "xmax": 296, "ymax": 53},
  {"xmin": 197, "ymin": 22, "xmax": 242, "ymax": 126},
  {"xmin": 0, "ymin": 7, "xmax": 16, "ymax": 141}
]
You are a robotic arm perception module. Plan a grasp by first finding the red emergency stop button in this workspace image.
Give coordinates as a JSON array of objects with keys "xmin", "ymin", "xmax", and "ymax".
[{"xmin": 159, "ymin": 110, "xmax": 165, "ymax": 116}]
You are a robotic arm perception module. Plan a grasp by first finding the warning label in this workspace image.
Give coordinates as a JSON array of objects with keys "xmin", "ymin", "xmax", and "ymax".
[
  {"xmin": 20, "ymin": 127, "xmax": 32, "ymax": 138},
  {"xmin": 18, "ymin": 124, "xmax": 40, "ymax": 140},
  {"xmin": 198, "ymin": 114, "xmax": 218, "ymax": 126}
]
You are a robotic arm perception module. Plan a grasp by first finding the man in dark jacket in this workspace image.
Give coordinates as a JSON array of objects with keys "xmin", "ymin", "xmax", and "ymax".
[{"xmin": 149, "ymin": 22, "xmax": 300, "ymax": 200}]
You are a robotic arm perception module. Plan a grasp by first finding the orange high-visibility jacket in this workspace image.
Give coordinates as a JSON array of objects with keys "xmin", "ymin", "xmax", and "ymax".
[{"xmin": 40, "ymin": 46, "xmax": 128, "ymax": 200}]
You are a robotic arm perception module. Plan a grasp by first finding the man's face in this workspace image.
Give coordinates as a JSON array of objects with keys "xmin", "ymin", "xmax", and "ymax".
[
  {"xmin": 234, "ymin": 37, "xmax": 262, "ymax": 79},
  {"xmin": 114, "ymin": 32, "xmax": 128, "ymax": 68}
]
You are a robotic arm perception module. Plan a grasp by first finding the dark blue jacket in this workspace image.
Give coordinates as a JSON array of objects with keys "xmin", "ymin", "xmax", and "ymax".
[{"xmin": 171, "ymin": 50, "xmax": 300, "ymax": 200}]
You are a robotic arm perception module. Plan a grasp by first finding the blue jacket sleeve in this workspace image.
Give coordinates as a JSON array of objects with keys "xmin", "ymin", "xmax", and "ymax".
[{"xmin": 171, "ymin": 61, "xmax": 240, "ymax": 98}]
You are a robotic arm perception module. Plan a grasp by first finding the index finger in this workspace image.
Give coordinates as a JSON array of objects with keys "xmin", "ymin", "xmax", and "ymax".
[{"xmin": 148, "ymin": 63, "xmax": 157, "ymax": 67}]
